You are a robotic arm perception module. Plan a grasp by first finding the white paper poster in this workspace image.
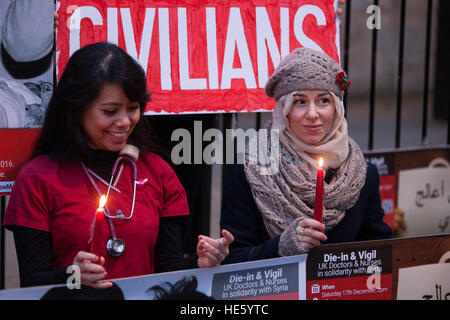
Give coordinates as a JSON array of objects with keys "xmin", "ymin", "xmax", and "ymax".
[
  {"xmin": 397, "ymin": 263, "xmax": 450, "ymax": 300},
  {"xmin": 397, "ymin": 161, "xmax": 450, "ymax": 237}
]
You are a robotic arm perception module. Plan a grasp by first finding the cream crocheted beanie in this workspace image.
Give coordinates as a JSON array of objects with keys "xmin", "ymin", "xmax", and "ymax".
[{"xmin": 265, "ymin": 47, "xmax": 348, "ymax": 101}]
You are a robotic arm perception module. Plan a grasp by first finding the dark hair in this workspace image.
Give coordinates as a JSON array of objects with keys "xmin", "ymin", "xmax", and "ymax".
[
  {"xmin": 40, "ymin": 283, "xmax": 124, "ymax": 300},
  {"xmin": 33, "ymin": 42, "xmax": 166, "ymax": 161},
  {"xmin": 147, "ymin": 277, "xmax": 214, "ymax": 300}
]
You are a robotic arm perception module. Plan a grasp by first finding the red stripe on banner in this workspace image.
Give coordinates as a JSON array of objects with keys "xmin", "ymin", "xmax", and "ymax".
[
  {"xmin": 306, "ymin": 274, "xmax": 393, "ymax": 300},
  {"xmin": 56, "ymin": 0, "xmax": 339, "ymax": 114}
]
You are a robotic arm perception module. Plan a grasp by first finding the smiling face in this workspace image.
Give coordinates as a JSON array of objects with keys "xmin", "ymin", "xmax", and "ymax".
[
  {"xmin": 80, "ymin": 83, "xmax": 140, "ymax": 152},
  {"xmin": 287, "ymin": 90, "xmax": 336, "ymax": 145}
]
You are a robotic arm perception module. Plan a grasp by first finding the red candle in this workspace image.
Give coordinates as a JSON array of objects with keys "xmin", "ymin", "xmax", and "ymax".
[
  {"xmin": 90, "ymin": 195, "xmax": 107, "ymax": 256},
  {"xmin": 313, "ymin": 158, "xmax": 324, "ymax": 222}
]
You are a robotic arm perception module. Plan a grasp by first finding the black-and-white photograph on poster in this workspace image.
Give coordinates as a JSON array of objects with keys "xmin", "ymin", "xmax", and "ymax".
[{"xmin": 0, "ymin": 0, "xmax": 54, "ymax": 128}]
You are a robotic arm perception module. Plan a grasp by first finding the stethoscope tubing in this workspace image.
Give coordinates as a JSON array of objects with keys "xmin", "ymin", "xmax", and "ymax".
[
  {"xmin": 104, "ymin": 156, "xmax": 137, "ymax": 220},
  {"xmin": 81, "ymin": 155, "xmax": 138, "ymax": 257},
  {"xmin": 80, "ymin": 162, "xmax": 117, "ymax": 239}
]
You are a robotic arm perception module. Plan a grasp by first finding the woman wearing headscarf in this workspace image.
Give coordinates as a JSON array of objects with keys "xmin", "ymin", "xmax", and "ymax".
[{"xmin": 221, "ymin": 47, "xmax": 391, "ymax": 263}]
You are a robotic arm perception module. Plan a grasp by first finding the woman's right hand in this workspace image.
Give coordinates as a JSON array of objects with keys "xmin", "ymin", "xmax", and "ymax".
[
  {"xmin": 279, "ymin": 218, "xmax": 327, "ymax": 256},
  {"xmin": 72, "ymin": 251, "xmax": 113, "ymax": 289},
  {"xmin": 296, "ymin": 218, "xmax": 328, "ymax": 249}
]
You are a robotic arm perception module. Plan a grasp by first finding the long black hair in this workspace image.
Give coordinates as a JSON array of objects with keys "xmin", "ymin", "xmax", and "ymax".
[{"xmin": 33, "ymin": 42, "xmax": 167, "ymax": 162}]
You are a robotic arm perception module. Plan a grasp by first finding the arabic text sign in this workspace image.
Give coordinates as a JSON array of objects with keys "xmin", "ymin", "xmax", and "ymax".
[
  {"xmin": 398, "ymin": 167, "xmax": 450, "ymax": 237},
  {"xmin": 397, "ymin": 263, "xmax": 450, "ymax": 300},
  {"xmin": 56, "ymin": 0, "xmax": 339, "ymax": 114}
]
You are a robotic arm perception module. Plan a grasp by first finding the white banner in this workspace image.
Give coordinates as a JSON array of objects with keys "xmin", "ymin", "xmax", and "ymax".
[{"xmin": 0, "ymin": 255, "xmax": 307, "ymax": 300}]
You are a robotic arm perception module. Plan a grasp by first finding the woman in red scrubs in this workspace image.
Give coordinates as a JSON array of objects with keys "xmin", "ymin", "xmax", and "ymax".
[{"xmin": 4, "ymin": 42, "xmax": 233, "ymax": 289}]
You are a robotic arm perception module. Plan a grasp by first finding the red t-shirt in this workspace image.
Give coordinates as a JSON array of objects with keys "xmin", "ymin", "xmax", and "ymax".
[{"xmin": 3, "ymin": 152, "xmax": 189, "ymax": 280}]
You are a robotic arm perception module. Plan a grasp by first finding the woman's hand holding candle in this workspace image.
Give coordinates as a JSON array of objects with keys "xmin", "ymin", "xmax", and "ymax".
[
  {"xmin": 70, "ymin": 195, "xmax": 112, "ymax": 289},
  {"xmin": 296, "ymin": 218, "xmax": 327, "ymax": 250},
  {"xmin": 72, "ymin": 251, "xmax": 113, "ymax": 289},
  {"xmin": 294, "ymin": 158, "xmax": 327, "ymax": 251},
  {"xmin": 90, "ymin": 195, "xmax": 107, "ymax": 256}
]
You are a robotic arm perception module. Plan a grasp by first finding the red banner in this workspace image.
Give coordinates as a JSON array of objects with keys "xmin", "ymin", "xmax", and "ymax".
[{"xmin": 56, "ymin": 0, "xmax": 339, "ymax": 114}]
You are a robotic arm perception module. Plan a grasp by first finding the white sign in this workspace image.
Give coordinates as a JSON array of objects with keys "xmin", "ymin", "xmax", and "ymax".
[
  {"xmin": 398, "ymin": 163, "xmax": 450, "ymax": 237},
  {"xmin": 397, "ymin": 263, "xmax": 450, "ymax": 300},
  {"xmin": 0, "ymin": 255, "xmax": 307, "ymax": 300}
]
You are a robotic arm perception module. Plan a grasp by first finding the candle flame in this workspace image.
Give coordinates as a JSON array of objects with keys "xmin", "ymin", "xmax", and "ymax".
[
  {"xmin": 99, "ymin": 195, "xmax": 107, "ymax": 209},
  {"xmin": 319, "ymin": 157, "xmax": 323, "ymax": 169}
]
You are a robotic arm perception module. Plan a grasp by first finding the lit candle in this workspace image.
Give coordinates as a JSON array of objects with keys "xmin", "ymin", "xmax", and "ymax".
[
  {"xmin": 90, "ymin": 195, "xmax": 107, "ymax": 257},
  {"xmin": 313, "ymin": 158, "xmax": 324, "ymax": 223}
]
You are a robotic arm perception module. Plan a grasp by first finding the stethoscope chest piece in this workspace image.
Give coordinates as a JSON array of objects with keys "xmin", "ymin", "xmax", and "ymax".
[{"xmin": 106, "ymin": 238, "xmax": 126, "ymax": 257}]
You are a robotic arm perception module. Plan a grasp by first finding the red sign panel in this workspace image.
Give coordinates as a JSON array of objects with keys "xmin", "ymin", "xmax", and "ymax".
[
  {"xmin": 306, "ymin": 245, "xmax": 393, "ymax": 300},
  {"xmin": 379, "ymin": 174, "xmax": 395, "ymax": 229},
  {"xmin": 365, "ymin": 153, "xmax": 396, "ymax": 231},
  {"xmin": 56, "ymin": 0, "xmax": 340, "ymax": 114},
  {"xmin": 0, "ymin": 129, "xmax": 40, "ymax": 195}
]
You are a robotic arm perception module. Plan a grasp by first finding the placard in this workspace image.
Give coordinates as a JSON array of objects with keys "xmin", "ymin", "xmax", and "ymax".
[
  {"xmin": 0, "ymin": 1, "xmax": 54, "ymax": 194},
  {"xmin": 0, "ymin": 129, "xmax": 40, "ymax": 195},
  {"xmin": 397, "ymin": 263, "xmax": 450, "ymax": 300},
  {"xmin": 366, "ymin": 153, "xmax": 396, "ymax": 230},
  {"xmin": 306, "ymin": 245, "xmax": 392, "ymax": 300},
  {"xmin": 0, "ymin": 254, "xmax": 307, "ymax": 300},
  {"xmin": 56, "ymin": 0, "xmax": 340, "ymax": 114},
  {"xmin": 397, "ymin": 164, "xmax": 450, "ymax": 237},
  {"xmin": 211, "ymin": 263, "xmax": 299, "ymax": 300}
]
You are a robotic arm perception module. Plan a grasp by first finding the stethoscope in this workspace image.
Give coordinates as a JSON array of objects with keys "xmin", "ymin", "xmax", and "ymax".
[{"xmin": 81, "ymin": 150, "xmax": 138, "ymax": 257}]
